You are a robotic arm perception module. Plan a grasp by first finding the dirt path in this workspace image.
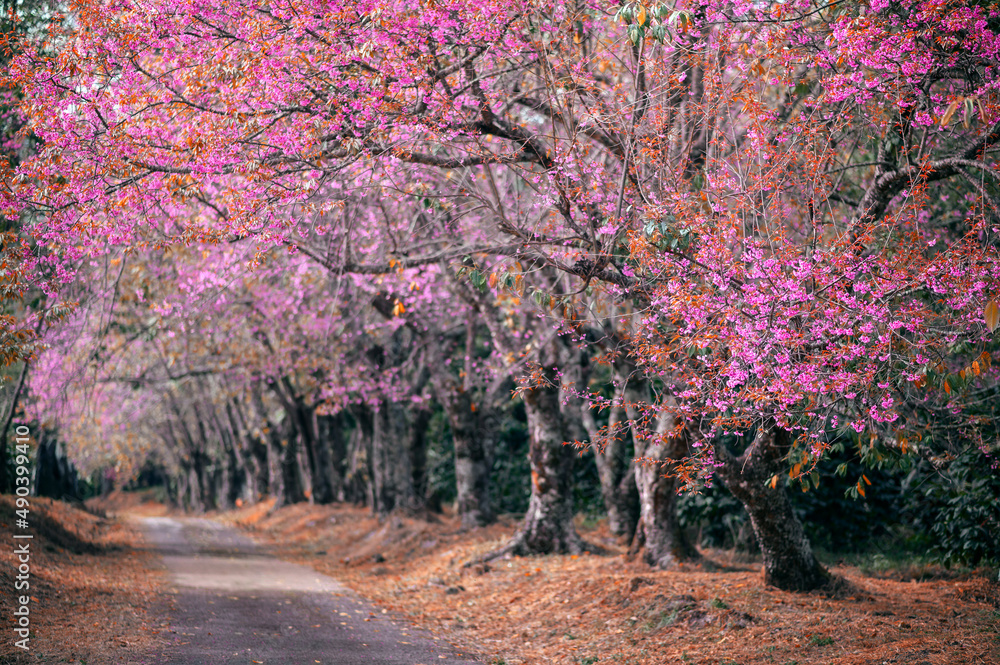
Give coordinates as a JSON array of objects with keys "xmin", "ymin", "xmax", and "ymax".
[{"xmin": 140, "ymin": 516, "xmax": 481, "ymax": 664}]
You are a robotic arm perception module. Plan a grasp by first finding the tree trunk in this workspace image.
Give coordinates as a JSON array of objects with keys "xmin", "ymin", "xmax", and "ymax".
[
  {"xmin": 454, "ymin": 281, "xmax": 583, "ymax": 557},
  {"xmin": 278, "ymin": 418, "xmax": 307, "ymax": 507},
  {"xmin": 228, "ymin": 399, "xmax": 267, "ymax": 502},
  {"xmin": 482, "ymin": 347, "xmax": 583, "ymax": 559},
  {"xmin": 33, "ymin": 430, "xmax": 79, "ymax": 500},
  {"xmin": 633, "ymin": 415, "xmax": 700, "ymax": 568},
  {"xmin": 273, "ymin": 377, "xmax": 338, "ymax": 506},
  {"xmin": 189, "ymin": 406, "xmax": 220, "ymax": 511},
  {"xmin": 583, "ymin": 390, "xmax": 639, "ymax": 541},
  {"xmin": 174, "ymin": 463, "xmax": 188, "ymax": 510},
  {"xmin": 296, "ymin": 401, "xmax": 336, "ymax": 504},
  {"xmin": 0, "ymin": 360, "xmax": 29, "ymax": 494},
  {"xmin": 426, "ymin": 315, "xmax": 497, "ymax": 528},
  {"xmin": 604, "ymin": 452, "xmax": 640, "ymax": 541},
  {"xmin": 205, "ymin": 461, "xmax": 223, "ymax": 511},
  {"xmin": 612, "ymin": 373, "xmax": 699, "ymax": 568},
  {"xmin": 409, "ymin": 405, "xmax": 432, "ymax": 509},
  {"xmin": 562, "ymin": 348, "xmax": 640, "ymax": 541},
  {"xmin": 715, "ymin": 427, "xmax": 832, "ymax": 592},
  {"xmin": 165, "ymin": 472, "xmax": 179, "ymax": 507},
  {"xmin": 369, "ymin": 401, "xmax": 416, "ymax": 514},
  {"xmin": 260, "ymin": 405, "xmax": 305, "ymax": 509},
  {"xmin": 252, "ymin": 384, "xmax": 306, "ymax": 509},
  {"xmin": 316, "ymin": 412, "xmax": 347, "ymax": 502},
  {"xmin": 169, "ymin": 406, "xmax": 214, "ymax": 512},
  {"xmin": 264, "ymin": 425, "xmax": 285, "ymax": 505},
  {"xmin": 209, "ymin": 404, "xmax": 248, "ymax": 508},
  {"xmin": 440, "ymin": 389, "xmax": 495, "ymax": 528},
  {"xmin": 344, "ymin": 405, "xmax": 373, "ymax": 506},
  {"xmin": 182, "ymin": 461, "xmax": 203, "ymax": 512}
]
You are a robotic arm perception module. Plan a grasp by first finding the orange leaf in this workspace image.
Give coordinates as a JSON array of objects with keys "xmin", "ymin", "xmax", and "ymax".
[
  {"xmin": 985, "ymin": 299, "xmax": 999, "ymax": 333},
  {"xmin": 857, "ymin": 481, "xmax": 865, "ymax": 498},
  {"xmin": 940, "ymin": 99, "xmax": 960, "ymax": 126},
  {"xmin": 862, "ymin": 475, "xmax": 871, "ymax": 486}
]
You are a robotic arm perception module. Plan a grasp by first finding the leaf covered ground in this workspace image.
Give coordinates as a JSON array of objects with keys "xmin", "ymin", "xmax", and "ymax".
[
  {"xmin": 4, "ymin": 493, "xmax": 997, "ymax": 665},
  {"xmin": 0, "ymin": 494, "xmax": 167, "ymax": 664},
  {"xmin": 219, "ymin": 500, "xmax": 999, "ymax": 665}
]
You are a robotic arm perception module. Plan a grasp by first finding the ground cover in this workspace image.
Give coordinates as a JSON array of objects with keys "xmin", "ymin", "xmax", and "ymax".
[
  {"xmin": 0, "ymin": 494, "xmax": 167, "ymax": 664},
  {"xmin": 4, "ymin": 493, "xmax": 997, "ymax": 665},
  {"xmin": 223, "ymin": 500, "xmax": 1000, "ymax": 665}
]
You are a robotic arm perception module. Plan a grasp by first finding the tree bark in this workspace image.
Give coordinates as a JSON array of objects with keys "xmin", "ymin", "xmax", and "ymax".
[
  {"xmin": 252, "ymin": 385, "xmax": 305, "ymax": 508},
  {"xmin": 344, "ymin": 405, "xmax": 373, "ymax": 506},
  {"xmin": 426, "ymin": 316, "xmax": 497, "ymax": 528},
  {"xmin": 561, "ymin": 346, "xmax": 642, "ymax": 538},
  {"xmin": 369, "ymin": 400, "xmax": 417, "ymax": 514},
  {"xmin": 277, "ymin": 379, "xmax": 338, "ymax": 505},
  {"xmin": 277, "ymin": 415, "xmax": 307, "ymax": 507},
  {"xmin": 0, "ymin": 360, "xmax": 28, "ymax": 494},
  {"xmin": 297, "ymin": 401, "xmax": 334, "ymax": 504},
  {"xmin": 208, "ymin": 403, "xmax": 248, "ymax": 508},
  {"xmin": 452, "ymin": 277, "xmax": 583, "ymax": 557},
  {"xmin": 409, "ymin": 405, "xmax": 432, "ymax": 509},
  {"xmin": 228, "ymin": 398, "xmax": 267, "ymax": 502},
  {"xmin": 316, "ymin": 412, "xmax": 347, "ymax": 502},
  {"xmin": 612, "ymin": 374, "xmax": 699, "ymax": 568},
  {"xmin": 632, "ymin": 416, "xmax": 700, "ymax": 568},
  {"xmin": 481, "ymin": 343, "xmax": 584, "ymax": 559},
  {"xmin": 510, "ymin": 372, "xmax": 584, "ymax": 554},
  {"xmin": 166, "ymin": 400, "xmax": 213, "ymax": 512},
  {"xmin": 580, "ymin": 378, "xmax": 639, "ymax": 541},
  {"xmin": 715, "ymin": 427, "xmax": 832, "ymax": 592},
  {"xmin": 439, "ymin": 388, "xmax": 496, "ymax": 528},
  {"xmin": 33, "ymin": 429, "xmax": 79, "ymax": 500}
]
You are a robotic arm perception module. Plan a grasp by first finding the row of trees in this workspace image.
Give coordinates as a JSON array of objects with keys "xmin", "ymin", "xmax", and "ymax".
[{"xmin": 1, "ymin": 0, "xmax": 998, "ymax": 591}]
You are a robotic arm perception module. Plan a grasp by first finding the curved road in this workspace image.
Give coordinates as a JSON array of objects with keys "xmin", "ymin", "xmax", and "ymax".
[{"xmin": 140, "ymin": 516, "xmax": 481, "ymax": 664}]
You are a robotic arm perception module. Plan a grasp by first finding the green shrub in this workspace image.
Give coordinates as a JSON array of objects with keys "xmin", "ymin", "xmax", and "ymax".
[{"xmin": 909, "ymin": 448, "xmax": 1000, "ymax": 568}]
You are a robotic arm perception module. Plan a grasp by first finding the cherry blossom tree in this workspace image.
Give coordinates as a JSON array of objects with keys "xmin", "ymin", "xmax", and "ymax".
[{"xmin": 5, "ymin": 0, "xmax": 1000, "ymax": 591}]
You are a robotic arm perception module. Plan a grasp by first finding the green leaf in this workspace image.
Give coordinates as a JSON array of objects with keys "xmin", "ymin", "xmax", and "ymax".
[{"xmin": 945, "ymin": 373, "xmax": 964, "ymax": 393}]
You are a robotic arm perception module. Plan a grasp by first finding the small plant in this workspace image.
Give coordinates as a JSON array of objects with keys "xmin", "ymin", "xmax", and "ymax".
[
  {"xmin": 658, "ymin": 609, "xmax": 681, "ymax": 628},
  {"xmin": 579, "ymin": 657, "xmax": 599, "ymax": 665},
  {"xmin": 709, "ymin": 597, "xmax": 729, "ymax": 609},
  {"xmin": 809, "ymin": 635, "xmax": 834, "ymax": 646}
]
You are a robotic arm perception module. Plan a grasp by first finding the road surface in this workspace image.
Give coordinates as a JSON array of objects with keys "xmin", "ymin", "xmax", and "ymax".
[{"xmin": 140, "ymin": 516, "xmax": 480, "ymax": 664}]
